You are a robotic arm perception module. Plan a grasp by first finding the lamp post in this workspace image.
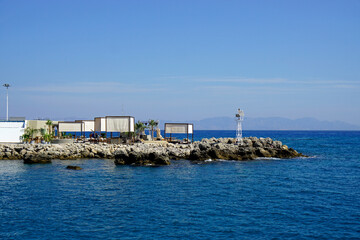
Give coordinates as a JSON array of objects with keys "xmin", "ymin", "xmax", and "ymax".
[{"xmin": 3, "ymin": 84, "xmax": 10, "ymax": 121}]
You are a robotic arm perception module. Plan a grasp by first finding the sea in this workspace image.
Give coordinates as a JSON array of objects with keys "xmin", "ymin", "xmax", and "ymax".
[{"xmin": 0, "ymin": 130, "xmax": 359, "ymax": 239}]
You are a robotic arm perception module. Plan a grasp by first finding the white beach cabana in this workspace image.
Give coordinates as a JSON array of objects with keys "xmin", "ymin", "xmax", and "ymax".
[
  {"xmin": 58, "ymin": 122, "xmax": 83, "ymax": 138},
  {"xmin": 105, "ymin": 116, "xmax": 135, "ymax": 137},
  {"xmin": 164, "ymin": 123, "xmax": 194, "ymax": 142}
]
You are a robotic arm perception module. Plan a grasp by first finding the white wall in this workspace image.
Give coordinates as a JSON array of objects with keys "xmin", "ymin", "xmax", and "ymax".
[
  {"xmin": 94, "ymin": 117, "xmax": 106, "ymax": 132},
  {"xmin": 0, "ymin": 121, "xmax": 25, "ymax": 143},
  {"xmin": 130, "ymin": 117, "xmax": 135, "ymax": 132}
]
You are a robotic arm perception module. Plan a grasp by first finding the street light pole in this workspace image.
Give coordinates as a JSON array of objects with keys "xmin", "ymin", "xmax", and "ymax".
[{"xmin": 3, "ymin": 84, "xmax": 10, "ymax": 121}]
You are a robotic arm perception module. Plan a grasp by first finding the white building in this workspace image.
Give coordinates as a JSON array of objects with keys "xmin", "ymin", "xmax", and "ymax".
[{"xmin": 0, "ymin": 121, "xmax": 26, "ymax": 143}]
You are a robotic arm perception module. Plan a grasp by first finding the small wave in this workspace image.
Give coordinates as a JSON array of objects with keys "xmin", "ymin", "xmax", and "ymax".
[
  {"xmin": 256, "ymin": 157, "xmax": 282, "ymax": 160},
  {"xmin": 218, "ymin": 159, "xmax": 237, "ymax": 162}
]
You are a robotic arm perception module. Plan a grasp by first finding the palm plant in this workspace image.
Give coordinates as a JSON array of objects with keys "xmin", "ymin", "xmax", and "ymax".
[
  {"xmin": 45, "ymin": 119, "xmax": 53, "ymax": 134},
  {"xmin": 43, "ymin": 133, "xmax": 52, "ymax": 143},
  {"xmin": 23, "ymin": 127, "xmax": 38, "ymax": 142},
  {"xmin": 148, "ymin": 119, "xmax": 158, "ymax": 140},
  {"xmin": 39, "ymin": 128, "xmax": 52, "ymax": 143},
  {"xmin": 27, "ymin": 127, "xmax": 37, "ymax": 138},
  {"xmin": 40, "ymin": 128, "xmax": 46, "ymax": 136},
  {"xmin": 21, "ymin": 133, "xmax": 31, "ymax": 143},
  {"xmin": 135, "ymin": 121, "xmax": 147, "ymax": 138}
]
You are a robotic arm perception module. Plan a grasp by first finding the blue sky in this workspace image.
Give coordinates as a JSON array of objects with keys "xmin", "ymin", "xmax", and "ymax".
[{"xmin": 0, "ymin": 0, "xmax": 359, "ymax": 125}]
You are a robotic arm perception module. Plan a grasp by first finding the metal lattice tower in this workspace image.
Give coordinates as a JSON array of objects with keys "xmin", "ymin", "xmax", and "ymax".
[
  {"xmin": 236, "ymin": 108, "xmax": 244, "ymax": 143},
  {"xmin": 3, "ymin": 84, "xmax": 10, "ymax": 121}
]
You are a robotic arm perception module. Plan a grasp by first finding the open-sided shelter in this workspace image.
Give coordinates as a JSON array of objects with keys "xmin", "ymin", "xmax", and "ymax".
[
  {"xmin": 105, "ymin": 116, "xmax": 135, "ymax": 137},
  {"xmin": 164, "ymin": 123, "xmax": 194, "ymax": 142},
  {"xmin": 58, "ymin": 122, "xmax": 82, "ymax": 138}
]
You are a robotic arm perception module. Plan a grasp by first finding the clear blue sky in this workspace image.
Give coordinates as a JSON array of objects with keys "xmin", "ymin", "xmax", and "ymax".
[{"xmin": 1, "ymin": 0, "xmax": 359, "ymax": 125}]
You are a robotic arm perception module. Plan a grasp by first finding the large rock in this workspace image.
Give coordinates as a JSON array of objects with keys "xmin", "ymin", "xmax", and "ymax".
[
  {"xmin": 114, "ymin": 148, "xmax": 170, "ymax": 166},
  {"xmin": 255, "ymin": 148, "xmax": 272, "ymax": 158},
  {"xmin": 23, "ymin": 153, "xmax": 52, "ymax": 164},
  {"xmin": 189, "ymin": 149, "xmax": 209, "ymax": 161},
  {"xmin": 66, "ymin": 165, "xmax": 82, "ymax": 170}
]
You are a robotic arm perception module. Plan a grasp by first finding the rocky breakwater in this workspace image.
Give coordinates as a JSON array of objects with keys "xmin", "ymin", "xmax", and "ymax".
[
  {"xmin": 114, "ymin": 137, "xmax": 305, "ymax": 165},
  {"xmin": 113, "ymin": 142, "xmax": 192, "ymax": 166},
  {"xmin": 0, "ymin": 137, "xmax": 305, "ymax": 165},
  {"xmin": 0, "ymin": 143, "xmax": 117, "ymax": 163},
  {"xmin": 188, "ymin": 137, "xmax": 304, "ymax": 161}
]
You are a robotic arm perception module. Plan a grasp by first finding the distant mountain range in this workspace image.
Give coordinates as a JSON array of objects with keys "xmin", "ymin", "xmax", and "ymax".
[{"xmin": 162, "ymin": 117, "xmax": 360, "ymax": 130}]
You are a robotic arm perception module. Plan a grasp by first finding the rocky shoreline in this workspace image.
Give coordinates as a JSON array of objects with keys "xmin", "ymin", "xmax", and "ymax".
[{"xmin": 0, "ymin": 137, "xmax": 306, "ymax": 165}]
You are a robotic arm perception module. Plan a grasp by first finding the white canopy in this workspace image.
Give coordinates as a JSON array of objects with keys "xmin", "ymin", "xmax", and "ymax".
[
  {"xmin": 75, "ymin": 120, "xmax": 95, "ymax": 132},
  {"xmin": 105, "ymin": 116, "xmax": 135, "ymax": 132},
  {"xmin": 58, "ymin": 122, "xmax": 82, "ymax": 132},
  {"xmin": 165, "ymin": 123, "xmax": 193, "ymax": 134},
  {"xmin": 94, "ymin": 117, "xmax": 106, "ymax": 132},
  {"xmin": 83, "ymin": 120, "xmax": 94, "ymax": 132}
]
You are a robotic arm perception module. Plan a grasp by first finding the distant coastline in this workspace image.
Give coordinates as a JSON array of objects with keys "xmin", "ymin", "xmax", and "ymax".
[{"xmin": 165, "ymin": 117, "xmax": 360, "ymax": 131}]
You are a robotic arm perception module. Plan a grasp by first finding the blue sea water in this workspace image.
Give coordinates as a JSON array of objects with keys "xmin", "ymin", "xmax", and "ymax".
[{"xmin": 0, "ymin": 130, "xmax": 359, "ymax": 239}]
